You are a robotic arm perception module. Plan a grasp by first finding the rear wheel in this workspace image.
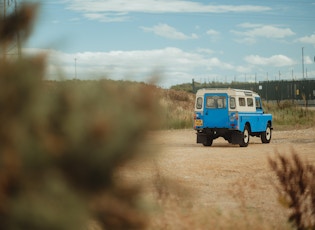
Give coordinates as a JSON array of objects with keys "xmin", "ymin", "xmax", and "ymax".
[
  {"xmin": 239, "ymin": 125, "xmax": 250, "ymax": 147},
  {"xmin": 261, "ymin": 124, "xmax": 272, "ymax": 143},
  {"xmin": 202, "ymin": 136, "xmax": 213, "ymax": 146}
]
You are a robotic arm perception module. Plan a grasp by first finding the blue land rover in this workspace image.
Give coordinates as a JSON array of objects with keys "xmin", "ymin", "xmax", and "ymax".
[{"xmin": 194, "ymin": 88, "xmax": 272, "ymax": 147}]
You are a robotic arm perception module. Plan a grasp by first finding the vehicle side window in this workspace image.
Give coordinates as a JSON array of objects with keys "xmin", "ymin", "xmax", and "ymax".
[
  {"xmin": 196, "ymin": 97, "xmax": 203, "ymax": 109},
  {"xmin": 255, "ymin": 98, "xmax": 262, "ymax": 110},
  {"xmin": 230, "ymin": 97, "xmax": 236, "ymax": 109},
  {"xmin": 239, "ymin": 97, "xmax": 246, "ymax": 107},
  {"xmin": 206, "ymin": 96, "xmax": 226, "ymax": 109},
  {"xmin": 247, "ymin": 98, "xmax": 253, "ymax": 107}
]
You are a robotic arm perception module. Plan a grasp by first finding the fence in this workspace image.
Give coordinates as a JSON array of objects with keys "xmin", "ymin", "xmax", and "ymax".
[{"xmin": 192, "ymin": 79, "xmax": 315, "ymax": 106}]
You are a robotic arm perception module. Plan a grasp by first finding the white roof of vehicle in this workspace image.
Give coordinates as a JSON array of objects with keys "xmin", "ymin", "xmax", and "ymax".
[{"xmin": 196, "ymin": 88, "xmax": 260, "ymax": 97}]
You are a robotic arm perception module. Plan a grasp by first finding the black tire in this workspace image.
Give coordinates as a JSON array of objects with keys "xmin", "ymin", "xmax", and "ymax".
[
  {"xmin": 239, "ymin": 125, "xmax": 250, "ymax": 147},
  {"xmin": 261, "ymin": 124, "xmax": 272, "ymax": 143},
  {"xmin": 202, "ymin": 136, "xmax": 213, "ymax": 146}
]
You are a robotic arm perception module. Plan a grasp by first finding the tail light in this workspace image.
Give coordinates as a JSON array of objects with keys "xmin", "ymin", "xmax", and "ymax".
[{"xmin": 230, "ymin": 112, "xmax": 238, "ymax": 129}]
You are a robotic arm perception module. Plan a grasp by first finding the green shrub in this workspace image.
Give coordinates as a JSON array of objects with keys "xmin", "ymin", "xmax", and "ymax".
[{"xmin": 0, "ymin": 4, "xmax": 160, "ymax": 230}]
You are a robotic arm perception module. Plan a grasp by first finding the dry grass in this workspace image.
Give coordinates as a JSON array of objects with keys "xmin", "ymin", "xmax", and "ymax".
[
  {"xmin": 269, "ymin": 150, "xmax": 315, "ymax": 229},
  {"xmin": 264, "ymin": 101, "xmax": 315, "ymax": 129},
  {"xmin": 159, "ymin": 89, "xmax": 195, "ymax": 129}
]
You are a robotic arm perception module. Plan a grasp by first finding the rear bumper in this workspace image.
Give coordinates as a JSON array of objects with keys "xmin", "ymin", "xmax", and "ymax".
[{"xmin": 196, "ymin": 128, "xmax": 242, "ymax": 145}]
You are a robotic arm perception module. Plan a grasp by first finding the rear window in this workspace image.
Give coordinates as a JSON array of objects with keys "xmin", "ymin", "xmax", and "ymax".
[
  {"xmin": 206, "ymin": 96, "xmax": 226, "ymax": 109},
  {"xmin": 196, "ymin": 97, "xmax": 203, "ymax": 109}
]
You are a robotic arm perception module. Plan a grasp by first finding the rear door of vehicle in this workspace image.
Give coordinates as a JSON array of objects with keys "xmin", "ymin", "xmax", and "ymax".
[{"xmin": 203, "ymin": 93, "xmax": 229, "ymax": 128}]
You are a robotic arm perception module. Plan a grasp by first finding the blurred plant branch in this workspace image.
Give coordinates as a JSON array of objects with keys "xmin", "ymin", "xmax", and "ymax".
[
  {"xmin": 269, "ymin": 150, "xmax": 315, "ymax": 230},
  {"xmin": 0, "ymin": 3, "xmax": 160, "ymax": 230}
]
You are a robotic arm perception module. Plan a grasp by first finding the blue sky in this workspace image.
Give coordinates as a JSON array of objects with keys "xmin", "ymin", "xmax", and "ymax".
[{"xmin": 25, "ymin": 0, "xmax": 315, "ymax": 87}]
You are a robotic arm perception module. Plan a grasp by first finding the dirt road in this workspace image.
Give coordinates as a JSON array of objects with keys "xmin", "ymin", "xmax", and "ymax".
[{"xmin": 121, "ymin": 128, "xmax": 315, "ymax": 229}]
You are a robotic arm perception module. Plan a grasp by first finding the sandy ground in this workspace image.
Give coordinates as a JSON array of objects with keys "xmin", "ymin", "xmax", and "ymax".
[{"xmin": 120, "ymin": 127, "xmax": 315, "ymax": 228}]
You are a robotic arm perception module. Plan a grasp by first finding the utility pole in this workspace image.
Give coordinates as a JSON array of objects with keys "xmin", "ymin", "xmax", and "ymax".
[
  {"xmin": 292, "ymin": 69, "xmax": 294, "ymax": 80},
  {"xmin": 302, "ymin": 47, "xmax": 305, "ymax": 79},
  {"xmin": 74, "ymin": 57, "xmax": 77, "ymax": 79}
]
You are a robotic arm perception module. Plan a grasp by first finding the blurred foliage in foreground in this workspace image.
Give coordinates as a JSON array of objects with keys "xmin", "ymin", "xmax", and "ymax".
[
  {"xmin": 269, "ymin": 150, "xmax": 315, "ymax": 230},
  {"xmin": 0, "ymin": 3, "xmax": 160, "ymax": 230}
]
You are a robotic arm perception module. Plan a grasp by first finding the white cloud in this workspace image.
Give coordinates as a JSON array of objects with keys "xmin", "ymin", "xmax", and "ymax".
[
  {"xmin": 197, "ymin": 48, "xmax": 214, "ymax": 55},
  {"xmin": 208, "ymin": 57, "xmax": 234, "ymax": 70},
  {"xmin": 63, "ymin": 0, "xmax": 271, "ymax": 22},
  {"xmin": 304, "ymin": 56, "xmax": 314, "ymax": 65},
  {"xmin": 237, "ymin": 22, "xmax": 262, "ymax": 28},
  {"xmin": 231, "ymin": 23, "xmax": 295, "ymax": 43},
  {"xmin": 25, "ymin": 47, "xmax": 242, "ymax": 86},
  {"xmin": 24, "ymin": 47, "xmax": 304, "ymax": 86},
  {"xmin": 235, "ymin": 65, "xmax": 252, "ymax": 73},
  {"xmin": 26, "ymin": 48, "xmax": 301, "ymax": 86},
  {"xmin": 234, "ymin": 37, "xmax": 256, "ymax": 45},
  {"xmin": 83, "ymin": 13, "xmax": 130, "ymax": 22},
  {"xmin": 297, "ymin": 33, "xmax": 315, "ymax": 46},
  {"xmin": 244, "ymin": 55, "xmax": 296, "ymax": 67},
  {"xmin": 141, "ymin": 24, "xmax": 198, "ymax": 40},
  {"xmin": 206, "ymin": 29, "xmax": 220, "ymax": 36},
  {"xmin": 206, "ymin": 29, "xmax": 220, "ymax": 41}
]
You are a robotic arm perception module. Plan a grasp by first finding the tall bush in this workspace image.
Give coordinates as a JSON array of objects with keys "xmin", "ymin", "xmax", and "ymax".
[{"xmin": 0, "ymin": 3, "xmax": 159, "ymax": 230}]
